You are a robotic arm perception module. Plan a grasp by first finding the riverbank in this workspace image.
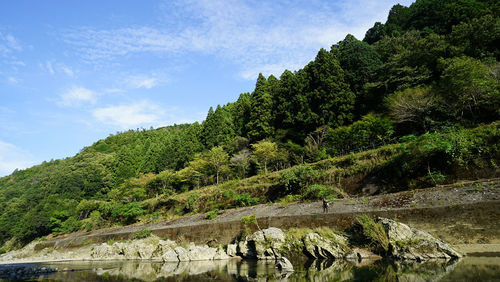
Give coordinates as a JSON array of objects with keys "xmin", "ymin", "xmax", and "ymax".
[{"xmin": 1, "ymin": 178, "xmax": 498, "ymax": 265}]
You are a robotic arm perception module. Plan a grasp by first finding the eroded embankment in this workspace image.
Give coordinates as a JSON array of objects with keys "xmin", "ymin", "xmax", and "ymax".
[{"xmin": 33, "ymin": 178, "xmax": 500, "ymax": 254}]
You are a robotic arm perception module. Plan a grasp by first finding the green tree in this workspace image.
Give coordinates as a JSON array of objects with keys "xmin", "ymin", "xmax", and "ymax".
[
  {"xmin": 206, "ymin": 146, "xmax": 229, "ymax": 184},
  {"xmin": 439, "ymin": 56, "xmax": 500, "ymax": 122},
  {"xmin": 302, "ymin": 48, "xmax": 355, "ymax": 131},
  {"xmin": 201, "ymin": 105, "xmax": 236, "ymax": 148},
  {"xmin": 247, "ymin": 73, "xmax": 274, "ymax": 141},
  {"xmin": 332, "ymin": 34, "xmax": 382, "ymax": 116},
  {"xmin": 386, "ymin": 86, "xmax": 438, "ymax": 131},
  {"xmin": 251, "ymin": 140, "xmax": 278, "ymax": 174}
]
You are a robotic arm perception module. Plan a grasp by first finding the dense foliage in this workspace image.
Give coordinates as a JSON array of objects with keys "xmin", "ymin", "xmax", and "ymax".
[{"xmin": 0, "ymin": 0, "xmax": 499, "ymax": 247}]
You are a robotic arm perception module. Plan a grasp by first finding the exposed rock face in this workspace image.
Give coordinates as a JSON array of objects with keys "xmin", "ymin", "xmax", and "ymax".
[
  {"xmin": 91, "ymin": 237, "xmax": 177, "ymax": 260},
  {"xmin": 162, "ymin": 250, "xmax": 179, "ymax": 262},
  {"xmin": 226, "ymin": 244, "xmax": 238, "ymax": 257},
  {"xmin": 276, "ymin": 257, "xmax": 294, "ymax": 272},
  {"xmin": 89, "ymin": 236, "xmax": 232, "ymax": 262},
  {"xmin": 174, "ymin": 246, "xmax": 190, "ymax": 261},
  {"xmin": 246, "ymin": 227, "xmax": 285, "ymax": 260},
  {"xmin": 237, "ymin": 240, "xmax": 254, "ymax": 258},
  {"xmin": 378, "ymin": 218, "xmax": 462, "ymax": 261},
  {"xmin": 303, "ymin": 232, "xmax": 349, "ymax": 259},
  {"xmin": 186, "ymin": 245, "xmax": 217, "ymax": 261}
]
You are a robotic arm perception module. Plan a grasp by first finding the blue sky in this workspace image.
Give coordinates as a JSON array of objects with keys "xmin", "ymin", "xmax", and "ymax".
[{"xmin": 0, "ymin": 0, "xmax": 413, "ymax": 176}]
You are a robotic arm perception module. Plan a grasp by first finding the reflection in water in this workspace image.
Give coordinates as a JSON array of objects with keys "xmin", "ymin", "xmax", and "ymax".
[{"xmin": 34, "ymin": 256, "xmax": 500, "ymax": 281}]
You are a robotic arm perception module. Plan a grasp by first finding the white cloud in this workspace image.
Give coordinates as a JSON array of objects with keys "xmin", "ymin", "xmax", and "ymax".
[
  {"xmin": 63, "ymin": 0, "xmax": 415, "ymax": 80},
  {"xmin": 59, "ymin": 86, "xmax": 97, "ymax": 107},
  {"xmin": 92, "ymin": 100, "xmax": 164, "ymax": 128},
  {"xmin": 0, "ymin": 33, "xmax": 22, "ymax": 56},
  {"xmin": 46, "ymin": 61, "xmax": 55, "ymax": 75},
  {"xmin": 60, "ymin": 65, "xmax": 74, "ymax": 77},
  {"xmin": 0, "ymin": 140, "xmax": 36, "ymax": 177},
  {"xmin": 7, "ymin": 76, "xmax": 19, "ymax": 84},
  {"xmin": 128, "ymin": 76, "xmax": 159, "ymax": 89}
]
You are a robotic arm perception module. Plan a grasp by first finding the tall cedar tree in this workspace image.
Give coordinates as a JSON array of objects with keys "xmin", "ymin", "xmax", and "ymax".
[
  {"xmin": 247, "ymin": 73, "xmax": 275, "ymax": 141},
  {"xmin": 201, "ymin": 105, "xmax": 236, "ymax": 148},
  {"xmin": 332, "ymin": 34, "xmax": 382, "ymax": 116},
  {"xmin": 302, "ymin": 48, "xmax": 355, "ymax": 132}
]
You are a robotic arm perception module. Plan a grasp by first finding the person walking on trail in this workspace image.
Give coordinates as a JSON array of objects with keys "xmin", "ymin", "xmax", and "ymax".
[{"xmin": 322, "ymin": 197, "xmax": 329, "ymax": 213}]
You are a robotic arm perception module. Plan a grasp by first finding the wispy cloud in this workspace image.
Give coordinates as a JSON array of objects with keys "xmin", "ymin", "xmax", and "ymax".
[
  {"xmin": 63, "ymin": 0, "xmax": 414, "ymax": 80},
  {"xmin": 0, "ymin": 140, "xmax": 36, "ymax": 177},
  {"xmin": 92, "ymin": 100, "xmax": 164, "ymax": 128},
  {"xmin": 59, "ymin": 86, "xmax": 97, "ymax": 107},
  {"xmin": 0, "ymin": 32, "xmax": 22, "ymax": 56},
  {"xmin": 128, "ymin": 75, "xmax": 159, "ymax": 89},
  {"xmin": 7, "ymin": 76, "xmax": 19, "ymax": 84},
  {"xmin": 46, "ymin": 61, "xmax": 55, "ymax": 74},
  {"xmin": 60, "ymin": 65, "xmax": 74, "ymax": 77},
  {"xmin": 91, "ymin": 100, "xmax": 202, "ymax": 129}
]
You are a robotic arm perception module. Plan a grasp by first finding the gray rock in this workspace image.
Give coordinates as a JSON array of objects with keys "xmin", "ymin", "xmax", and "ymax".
[
  {"xmin": 303, "ymin": 232, "xmax": 349, "ymax": 259},
  {"xmin": 378, "ymin": 218, "xmax": 462, "ymax": 261},
  {"xmin": 276, "ymin": 257, "xmax": 294, "ymax": 272},
  {"xmin": 237, "ymin": 240, "xmax": 255, "ymax": 258},
  {"xmin": 162, "ymin": 250, "xmax": 179, "ymax": 262},
  {"xmin": 174, "ymin": 246, "xmax": 190, "ymax": 261},
  {"xmin": 246, "ymin": 227, "xmax": 285, "ymax": 260},
  {"xmin": 187, "ymin": 245, "xmax": 217, "ymax": 261},
  {"xmin": 213, "ymin": 246, "xmax": 230, "ymax": 260},
  {"xmin": 152, "ymin": 239, "xmax": 177, "ymax": 259},
  {"xmin": 226, "ymin": 243, "xmax": 238, "ymax": 257}
]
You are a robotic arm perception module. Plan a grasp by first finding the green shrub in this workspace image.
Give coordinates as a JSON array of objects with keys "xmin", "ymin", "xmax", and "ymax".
[
  {"xmin": 233, "ymin": 193, "xmax": 261, "ymax": 207},
  {"xmin": 205, "ymin": 209, "xmax": 219, "ymax": 220},
  {"xmin": 325, "ymin": 114, "xmax": 394, "ymax": 156},
  {"xmin": 280, "ymin": 165, "xmax": 320, "ymax": 195},
  {"xmin": 280, "ymin": 194, "xmax": 301, "ymax": 207},
  {"xmin": 185, "ymin": 193, "xmax": 199, "ymax": 212},
  {"xmin": 111, "ymin": 202, "xmax": 146, "ymax": 224},
  {"xmin": 301, "ymin": 184, "xmax": 339, "ymax": 201},
  {"xmin": 133, "ymin": 228, "xmax": 152, "ymax": 239}
]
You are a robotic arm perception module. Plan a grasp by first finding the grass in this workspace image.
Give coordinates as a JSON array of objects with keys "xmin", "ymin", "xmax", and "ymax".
[
  {"xmin": 132, "ymin": 228, "xmax": 152, "ymax": 239},
  {"xmin": 356, "ymin": 214, "xmax": 389, "ymax": 253},
  {"xmin": 205, "ymin": 209, "xmax": 219, "ymax": 220},
  {"xmin": 127, "ymin": 122, "xmax": 500, "ymax": 225}
]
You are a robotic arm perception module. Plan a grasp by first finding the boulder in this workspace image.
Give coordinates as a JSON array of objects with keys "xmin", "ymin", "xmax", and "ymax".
[
  {"xmin": 276, "ymin": 257, "xmax": 294, "ymax": 272},
  {"xmin": 246, "ymin": 227, "xmax": 285, "ymax": 260},
  {"xmin": 237, "ymin": 240, "xmax": 255, "ymax": 258},
  {"xmin": 91, "ymin": 243, "xmax": 123, "ymax": 259},
  {"xmin": 186, "ymin": 245, "xmax": 217, "ymax": 261},
  {"xmin": 152, "ymin": 239, "xmax": 177, "ymax": 259},
  {"xmin": 162, "ymin": 250, "xmax": 179, "ymax": 262},
  {"xmin": 174, "ymin": 246, "xmax": 190, "ymax": 262},
  {"xmin": 378, "ymin": 218, "xmax": 462, "ymax": 261},
  {"xmin": 303, "ymin": 233, "xmax": 349, "ymax": 259},
  {"xmin": 226, "ymin": 244, "xmax": 238, "ymax": 257},
  {"xmin": 213, "ymin": 246, "xmax": 230, "ymax": 260}
]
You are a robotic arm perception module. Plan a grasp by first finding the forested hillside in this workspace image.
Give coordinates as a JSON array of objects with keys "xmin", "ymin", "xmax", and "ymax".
[{"xmin": 1, "ymin": 0, "xmax": 499, "ymax": 249}]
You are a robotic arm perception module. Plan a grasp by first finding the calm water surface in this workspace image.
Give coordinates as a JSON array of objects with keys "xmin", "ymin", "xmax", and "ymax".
[{"xmin": 5, "ymin": 256, "xmax": 500, "ymax": 281}]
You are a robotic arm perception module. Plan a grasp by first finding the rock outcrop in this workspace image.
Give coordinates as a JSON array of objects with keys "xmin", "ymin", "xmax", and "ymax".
[
  {"xmin": 245, "ymin": 227, "xmax": 285, "ymax": 260},
  {"xmin": 276, "ymin": 257, "xmax": 294, "ymax": 272},
  {"xmin": 1, "ymin": 221, "xmax": 461, "ymax": 265},
  {"xmin": 303, "ymin": 232, "xmax": 349, "ymax": 259},
  {"xmin": 378, "ymin": 218, "xmax": 462, "ymax": 261}
]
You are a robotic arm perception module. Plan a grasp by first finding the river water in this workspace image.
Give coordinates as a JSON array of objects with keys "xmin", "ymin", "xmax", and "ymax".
[{"xmin": 2, "ymin": 256, "xmax": 500, "ymax": 281}]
